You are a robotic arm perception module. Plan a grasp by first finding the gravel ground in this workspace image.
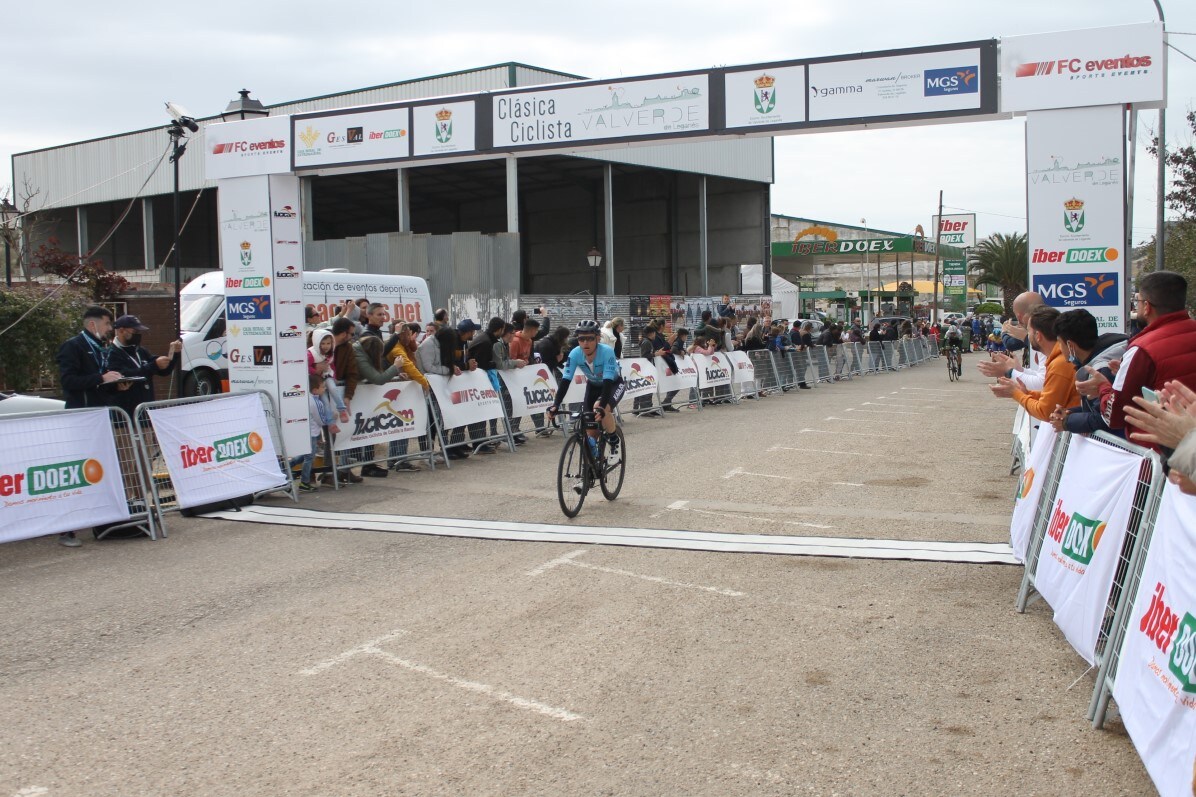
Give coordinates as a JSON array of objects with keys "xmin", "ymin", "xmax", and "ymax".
[{"xmin": 0, "ymin": 362, "xmax": 1154, "ymax": 796}]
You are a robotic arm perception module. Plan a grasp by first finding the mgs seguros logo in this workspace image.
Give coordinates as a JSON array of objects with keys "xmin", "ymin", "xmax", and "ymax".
[
  {"xmin": 1138, "ymin": 582, "xmax": 1196, "ymax": 694},
  {"xmin": 226, "ymin": 295, "xmax": 272, "ymax": 321},
  {"xmin": 923, "ymin": 66, "xmax": 978, "ymax": 96}
]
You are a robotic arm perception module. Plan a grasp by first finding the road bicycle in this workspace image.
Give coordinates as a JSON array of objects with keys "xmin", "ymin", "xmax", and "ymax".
[
  {"xmin": 554, "ymin": 410, "xmax": 626, "ymax": 518},
  {"xmin": 945, "ymin": 343, "xmax": 963, "ymax": 381}
]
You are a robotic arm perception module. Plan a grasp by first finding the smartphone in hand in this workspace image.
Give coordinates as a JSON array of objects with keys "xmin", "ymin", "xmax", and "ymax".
[{"xmin": 1141, "ymin": 386, "xmax": 1160, "ymax": 403}]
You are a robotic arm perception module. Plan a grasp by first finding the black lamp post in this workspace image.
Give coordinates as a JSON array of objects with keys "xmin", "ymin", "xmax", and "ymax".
[
  {"xmin": 587, "ymin": 246, "xmax": 602, "ymax": 321},
  {"xmin": 220, "ymin": 89, "xmax": 269, "ymax": 123},
  {"xmin": 165, "ymin": 103, "xmax": 199, "ymax": 340},
  {"xmin": 1, "ymin": 199, "xmax": 16, "ymax": 289}
]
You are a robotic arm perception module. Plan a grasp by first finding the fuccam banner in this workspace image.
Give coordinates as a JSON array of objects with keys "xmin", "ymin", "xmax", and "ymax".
[
  {"xmin": 333, "ymin": 381, "xmax": 428, "ymax": 452},
  {"xmin": 498, "ymin": 365, "xmax": 557, "ymax": 419}
]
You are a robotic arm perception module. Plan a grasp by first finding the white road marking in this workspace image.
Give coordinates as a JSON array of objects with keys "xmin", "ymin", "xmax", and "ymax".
[
  {"xmin": 299, "ymin": 629, "xmax": 410, "ymax": 676},
  {"xmin": 822, "ymin": 416, "xmax": 915, "ymax": 424},
  {"xmin": 800, "ymin": 428, "xmax": 898, "ymax": 438},
  {"xmin": 724, "ymin": 466, "xmax": 863, "ymax": 488},
  {"xmin": 675, "ymin": 503, "xmax": 836, "ymax": 530},
  {"xmin": 13, "ymin": 788, "xmax": 49, "ymax": 797},
  {"xmin": 570, "ymin": 559, "xmax": 745, "ymax": 597},
  {"xmin": 844, "ymin": 408, "xmax": 922, "ymax": 416},
  {"xmin": 900, "ymin": 387, "xmax": 962, "ymax": 393},
  {"xmin": 768, "ymin": 445, "xmax": 877, "ymax": 457},
  {"xmin": 862, "ymin": 402, "xmax": 926, "ymax": 413},
  {"xmin": 0, "ymin": 555, "xmax": 94, "ymax": 575},
  {"xmin": 300, "ymin": 629, "xmax": 584, "ymax": 722},
  {"xmin": 525, "ymin": 548, "xmax": 589, "ymax": 576},
  {"xmin": 368, "ymin": 649, "xmax": 584, "ymax": 722},
  {"xmin": 666, "ymin": 500, "xmax": 690, "ymax": 510}
]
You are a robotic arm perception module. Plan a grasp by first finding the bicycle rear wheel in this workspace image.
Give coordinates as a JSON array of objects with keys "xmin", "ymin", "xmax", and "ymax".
[
  {"xmin": 557, "ymin": 434, "xmax": 590, "ymax": 518},
  {"xmin": 598, "ymin": 427, "xmax": 626, "ymax": 501}
]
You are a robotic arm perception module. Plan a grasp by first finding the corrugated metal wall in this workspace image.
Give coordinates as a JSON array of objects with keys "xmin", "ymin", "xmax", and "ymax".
[{"xmin": 581, "ymin": 138, "xmax": 773, "ymax": 184}]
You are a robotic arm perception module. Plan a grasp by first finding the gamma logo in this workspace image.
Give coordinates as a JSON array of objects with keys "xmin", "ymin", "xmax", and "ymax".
[
  {"xmin": 1045, "ymin": 498, "xmax": 1106, "ymax": 565},
  {"xmin": 924, "ymin": 66, "xmax": 978, "ymax": 96},
  {"xmin": 753, "ymin": 73, "xmax": 776, "ymax": 114},
  {"xmin": 1139, "ymin": 583, "xmax": 1196, "ymax": 694}
]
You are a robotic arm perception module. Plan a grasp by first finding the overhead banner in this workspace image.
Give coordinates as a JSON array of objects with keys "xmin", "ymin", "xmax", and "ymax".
[
  {"xmin": 1001, "ymin": 23, "xmax": 1165, "ymax": 113},
  {"xmin": 426, "ymin": 370, "xmax": 505, "ymax": 429},
  {"xmin": 1034, "ymin": 434, "xmax": 1140, "ymax": 663},
  {"xmin": 726, "ymin": 351, "xmax": 756, "ymax": 386},
  {"xmin": 498, "ymin": 365, "xmax": 557, "ymax": 419},
  {"xmin": 655, "ymin": 354, "xmax": 699, "ymax": 395},
  {"xmin": 1026, "ymin": 105, "xmax": 1126, "ymax": 332},
  {"xmin": 933, "ymin": 213, "xmax": 977, "ymax": 248},
  {"xmin": 1010, "ymin": 422, "xmax": 1057, "ymax": 562},
  {"xmin": 724, "ymin": 66, "xmax": 806, "ymax": 129},
  {"xmin": 204, "ymin": 115, "xmax": 292, "ymax": 180},
  {"xmin": 492, "ymin": 74, "xmax": 710, "ymax": 149},
  {"xmin": 808, "ymin": 46, "xmax": 988, "ymax": 123},
  {"xmin": 0, "ymin": 409, "xmax": 129, "ymax": 543},
  {"xmin": 619, "ymin": 358, "xmax": 660, "ymax": 401},
  {"xmin": 148, "ymin": 394, "xmax": 286, "ymax": 509},
  {"xmin": 693, "ymin": 353, "xmax": 733, "ymax": 389},
  {"xmin": 333, "ymin": 381, "xmax": 428, "ymax": 452},
  {"xmin": 1112, "ymin": 482, "xmax": 1196, "ymax": 797},
  {"xmin": 293, "ymin": 107, "xmax": 410, "ymax": 169}
]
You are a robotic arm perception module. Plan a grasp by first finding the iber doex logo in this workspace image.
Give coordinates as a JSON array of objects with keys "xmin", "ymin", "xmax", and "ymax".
[
  {"xmin": 1044, "ymin": 498, "xmax": 1105, "ymax": 565},
  {"xmin": 180, "ymin": 432, "xmax": 263, "ymax": 469},
  {"xmin": 1139, "ymin": 582, "xmax": 1196, "ymax": 693},
  {"xmin": 0, "ymin": 459, "xmax": 105, "ymax": 497}
]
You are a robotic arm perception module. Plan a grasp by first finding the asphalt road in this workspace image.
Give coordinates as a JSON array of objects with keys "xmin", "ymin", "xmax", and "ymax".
[{"xmin": 0, "ymin": 361, "xmax": 1154, "ymax": 796}]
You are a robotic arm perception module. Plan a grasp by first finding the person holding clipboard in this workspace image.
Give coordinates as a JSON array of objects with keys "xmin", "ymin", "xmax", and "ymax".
[{"xmin": 107, "ymin": 314, "xmax": 181, "ymax": 420}]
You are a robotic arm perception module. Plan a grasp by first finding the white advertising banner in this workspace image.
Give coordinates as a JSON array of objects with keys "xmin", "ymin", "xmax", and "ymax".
[
  {"xmin": 268, "ymin": 175, "xmax": 309, "ymax": 456},
  {"xmin": 724, "ymin": 66, "xmax": 806, "ymax": 129},
  {"xmin": 498, "ymin": 365, "xmax": 558, "ymax": 419},
  {"xmin": 619, "ymin": 358, "xmax": 660, "ymax": 401},
  {"xmin": 293, "ymin": 107, "xmax": 410, "ymax": 168},
  {"xmin": 1035, "ymin": 434, "xmax": 1140, "ymax": 663},
  {"xmin": 1001, "ymin": 23, "xmax": 1165, "ymax": 113},
  {"xmin": 808, "ymin": 48, "xmax": 984, "ymax": 122},
  {"xmin": 655, "ymin": 354, "xmax": 699, "ymax": 395},
  {"xmin": 492, "ymin": 74, "xmax": 710, "ymax": 148},
  {"xmin": 1026, "ymin": 105, "xmax": 1126, "ymax": 332},
  {"xmin": 412, "ymin": 101, "xmax": 477, "ymax": 157},
  {"xmin": 932, "ymin": 213, "xmax": 977, "ymax": 249},
  {"xmin": 0, "ymin": 409, "xmax": 129, "ymax": 542},
  {"xmin": 426, "ymin": 370, "xmax": 505, "ymax": 429},
  {"xmin": 726, "ymin": 351, "xmax": 756, "ymax": 386},
  {"xmin": 693, "ymin": 353, "xmax": 733, "ymax": 389},
  {"xmin": 561, "ymin": 369, "xmax": 590, "ymax": 406},
  {"xmin": 204, "ymin": 116, "xmax": 292, "ymax": 180},
  {"xmin": 148, "ymin": 394, "xmax": 286, "ymax": 509},
  {"xmin": 333, "ymin": 381, "xmax": 428, "ymax": 452},
  {"xmin": 1011, "ymin": 423, "xmax": 1057, "ymax": 562},
  {"xmin": 1112, "ymin": 482, "xmax": 1196, "ymax": 797}
]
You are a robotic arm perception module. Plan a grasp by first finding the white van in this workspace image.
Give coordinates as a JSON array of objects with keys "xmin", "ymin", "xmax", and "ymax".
[{"xmin": 179, "ymin": 269, "xmax": 433, "ymax": 395}]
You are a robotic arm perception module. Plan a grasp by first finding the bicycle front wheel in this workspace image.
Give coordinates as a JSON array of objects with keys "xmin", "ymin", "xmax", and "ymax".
[
  {"xmin": 599, "ymin": 427, "xmax": 626, "ymax": 501},
  {"xmin": 557, "ymin": 434, "xmax": 590, "ymax": 518}
]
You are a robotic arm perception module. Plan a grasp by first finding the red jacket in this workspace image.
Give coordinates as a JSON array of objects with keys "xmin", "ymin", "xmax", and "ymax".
[{"xmin": 1102, "ymin": 310, "xmax": 1196, "ymax": 440}]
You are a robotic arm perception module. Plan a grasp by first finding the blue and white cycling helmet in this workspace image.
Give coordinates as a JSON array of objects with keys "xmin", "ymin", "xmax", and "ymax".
[{"xmin": 575, "ymin": 320, "xmax": 601, "ymax": 335}]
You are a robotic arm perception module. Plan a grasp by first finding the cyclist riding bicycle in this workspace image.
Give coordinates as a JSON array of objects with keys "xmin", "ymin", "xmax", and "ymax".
[
  {"xmin": 944, "ymin": 322, "xmax": 964, "ymax": 352},
  {"xmin": 546, "ymin": 320, "xmax": 625, "ymax": 461}
]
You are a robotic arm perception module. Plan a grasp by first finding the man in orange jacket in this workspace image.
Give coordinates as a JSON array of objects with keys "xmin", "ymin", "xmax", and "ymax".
[{"xmin": 989, "ymin": 305, "xmax": 1079, "ymax": 422}]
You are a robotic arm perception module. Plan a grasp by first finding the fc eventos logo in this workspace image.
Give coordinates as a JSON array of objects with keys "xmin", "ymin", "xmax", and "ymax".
[
  {"xmin": 924, "ymin": 66, "xmax": 978, "ymax": 96},
  {"xmin": 1033, "ymin": 273, "xmax": 1119, "ymax": 308},
  {"xmin": 753, "ymin": 73, "xmax": 776, "ymax": 114},
  {"xmin": 227, "ymin": 295, "xmax": 272, "ymax": 321}
]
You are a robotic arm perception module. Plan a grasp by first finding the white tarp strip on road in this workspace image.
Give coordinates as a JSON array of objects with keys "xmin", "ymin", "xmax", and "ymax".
[{"xmin": 201, "ymin": 505, "xmax": 1018, "ymax": 564}]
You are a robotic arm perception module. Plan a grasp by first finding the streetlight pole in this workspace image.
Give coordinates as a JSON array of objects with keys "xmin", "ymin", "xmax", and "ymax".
[
  {"xmin": 587, "ymin": 246, "xmax": 603, "ymax": 321},
  {"xmin": 1152, "ymin": 0, "xmax": 1166, "ymax": 272},
  {"xmin": 859, "ymin": 218, "xmax": 868, "ymax": 324}
]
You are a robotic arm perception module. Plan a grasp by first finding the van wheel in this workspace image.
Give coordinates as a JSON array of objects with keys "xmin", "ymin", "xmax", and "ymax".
[{"xmin": 182, "ymin": 370, "xmax": 220, "ymax": 397}]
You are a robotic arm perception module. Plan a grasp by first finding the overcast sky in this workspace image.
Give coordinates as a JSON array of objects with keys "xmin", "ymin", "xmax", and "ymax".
[{"xmin": 3, "ymin": 1, "xmax": 1194, "ymax": 245}]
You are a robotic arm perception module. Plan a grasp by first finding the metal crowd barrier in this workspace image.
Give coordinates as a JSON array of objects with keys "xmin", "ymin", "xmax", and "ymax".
[
  {"xmin": 880, "ymin": 341, "xmax": 899, "ymax": 371},
  {"xmin": 134, "ymin": 390, "xmax": 296, "ymax": 524},
  {"xmin": 430, "ymin": 389, "xmax": 518, "ymax": 467},
  {"xmin": 747, "ymin": 349, "xmax": 782, "ymax": 395},
  {"xmin": 1014, "ymin": 430, "xmax": 1075, "ymax": 613},
  {"xmin": 845, "ymin": 342, "xmax": 865, "ymax": 377},
  {"xmin": 774, "ymin": 350, "xmax": 799, "ymax": 390}
]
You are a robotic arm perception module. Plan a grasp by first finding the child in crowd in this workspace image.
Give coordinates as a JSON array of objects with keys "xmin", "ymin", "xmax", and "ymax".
[
  {"xmin": 291, "ymin": 372, "xmax": 339, "ymax": 492},
  {"xmin": 308, "ymin": 328, "xmax": 351, "ymax": 425}
]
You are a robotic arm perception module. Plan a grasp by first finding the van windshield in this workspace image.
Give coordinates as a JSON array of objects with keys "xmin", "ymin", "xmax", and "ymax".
[{"xmin": 180, "ymin": 294, "xmax": 225, "ymax": 333}]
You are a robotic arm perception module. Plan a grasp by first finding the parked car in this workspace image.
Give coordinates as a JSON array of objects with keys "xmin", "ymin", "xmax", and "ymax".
[
  {"xmin": 941, "ymin": 312, "xmax": 966, "ymax": 327},
  {"xmin": 0, "ymin": 393, "xmax": 66, "ymax": 415}
]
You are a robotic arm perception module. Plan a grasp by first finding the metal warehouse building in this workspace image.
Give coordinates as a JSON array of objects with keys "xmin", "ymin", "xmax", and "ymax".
[{"xmin": 12, "ymin": 63, "xmax": 773, "ymax": 308}]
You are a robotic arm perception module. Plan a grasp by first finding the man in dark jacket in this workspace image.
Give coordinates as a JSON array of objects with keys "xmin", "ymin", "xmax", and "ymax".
[
  {"xmin": 107, "ymin": 315, "xmax": 181, "ymax": 420},
  {"xmin": 56, "ymin": 305, "xmax": 124, "ymax": 410},
  {"xmin": 1049, "ymin": 309, "xmax": 1128, "ymax": 436}
]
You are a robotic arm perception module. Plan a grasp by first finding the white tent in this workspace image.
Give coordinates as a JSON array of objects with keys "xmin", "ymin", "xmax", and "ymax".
[{"xmin": 740, "ymin": 264, "xmax": 799, "ymax": 320}]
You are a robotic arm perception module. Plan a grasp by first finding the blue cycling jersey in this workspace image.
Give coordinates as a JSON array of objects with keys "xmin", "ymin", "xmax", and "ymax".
[{"xmin": 561, "ymin": 342, "xmax": 621, "ymax": 384}]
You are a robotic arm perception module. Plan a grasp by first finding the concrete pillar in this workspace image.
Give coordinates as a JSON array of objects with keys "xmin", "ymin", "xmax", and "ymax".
[
  {"xmin": 505, "ymin": 156, "xmax": 519, "ymax": 234},
  {"xmin": 603, "ymin": 164, "xmax": 614, "ymax": 294},
  {"xmin": 698, "ymin": 175, "xmax": 709, "ymax": 296},
  {"xmin": 76, "ymin": 206, "xmax": 88, "ymax": 258},
  {"xmin": 397, "ymin": 168, "xmax": 411, "ymax": 232},
  {"xmin": 142, "ymin": 198, "xmax": 155, "ymax": 270}
]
